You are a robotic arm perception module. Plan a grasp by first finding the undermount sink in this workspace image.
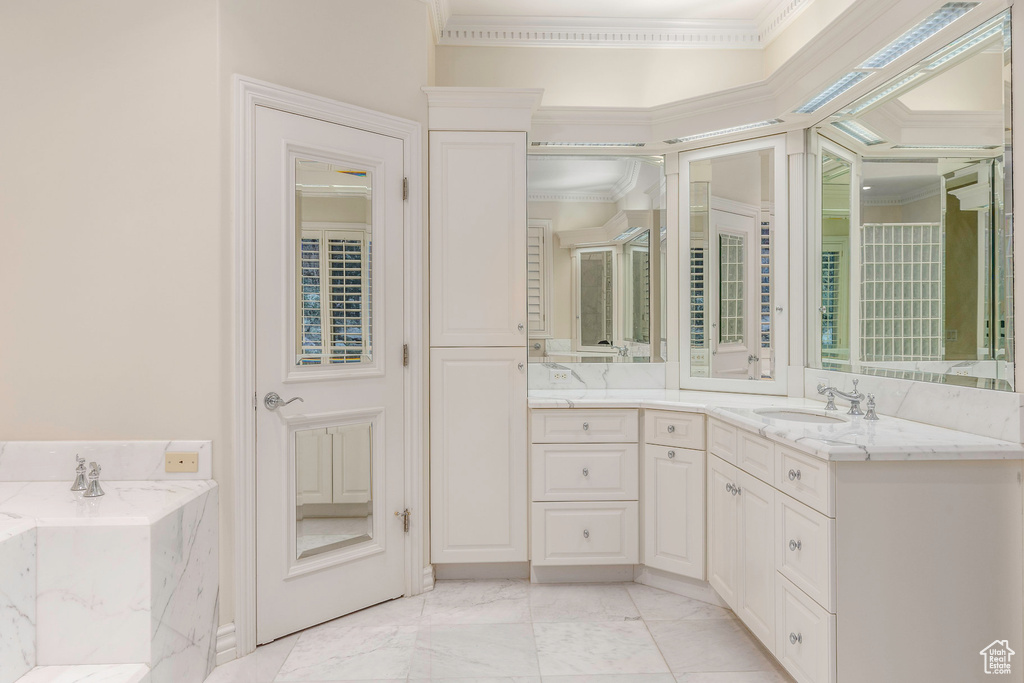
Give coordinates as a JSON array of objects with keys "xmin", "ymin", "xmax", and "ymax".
[{"xmin": 754, "ymin": 408, "xmax": 846, "ymax": 424}]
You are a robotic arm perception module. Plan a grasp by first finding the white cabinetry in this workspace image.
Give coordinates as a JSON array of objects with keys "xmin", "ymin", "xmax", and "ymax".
[
  {"xmin": 430, "ymin": 347, "xmax": 527, "ymax": 562},
  {"xmin": 530, "ymin": 409, "xmax": 639, "ymax": 566},
  {"xmin": 429, "ymin": 131, "xmax": 527, "ymax": 347},
  {"xmin": 642, "ymin": 410, "xmax": 705, "ymax": 579}
]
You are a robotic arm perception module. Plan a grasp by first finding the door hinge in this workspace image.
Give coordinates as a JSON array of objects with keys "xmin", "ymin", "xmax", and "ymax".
[
  {"xmin": 403, "ymin": 177, "xmax": 408, "ymax": 200},
  {"xmin": 403, "ymin": 343, "xmax": 409, "ymax": 367},
  {"xmin": 395, "ymin": 508, "xmax": 410, "ymax": 532},
  {"xmin": 253, "ymin": 392, "xmax": 257, "ymax": 410}
]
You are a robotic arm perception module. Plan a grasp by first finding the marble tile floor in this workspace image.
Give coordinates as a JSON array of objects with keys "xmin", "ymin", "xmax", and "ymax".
[{"xmin": 204, "ymin": 580, "xmax": 795, "ymax": 683}]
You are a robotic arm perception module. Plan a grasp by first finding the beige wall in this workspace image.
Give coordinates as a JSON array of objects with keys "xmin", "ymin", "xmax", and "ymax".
[
  {"xmin": 436, "ymin": 46, "xmax": 763, "ymax": 108},
  {"xmin": 0, "ymin": 0, "xmax": 431, "ymax": 630}
]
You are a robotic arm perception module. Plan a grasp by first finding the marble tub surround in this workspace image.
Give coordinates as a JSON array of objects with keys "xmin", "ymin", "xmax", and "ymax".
[
  {"xmin": 0, "ymin": 481, "xmax": 218, "ymax": 683},
  {"xmin": 0, "ymin": 516, "xmax": 36, "ymax": 683},
  {"xmin": 528, "ymin": 389, "xmax": 1024, "ymax": 461},
  {"xmin": 0, "ymin": 441, "xmax": 212, "ymax": 482},
  {"xmin": 528, "ymin": 361, "xmax": 667, "ymax": 390},
  {"xmin": 805, "ymin": 369, "xmax": 1024, "ymax": 442}
]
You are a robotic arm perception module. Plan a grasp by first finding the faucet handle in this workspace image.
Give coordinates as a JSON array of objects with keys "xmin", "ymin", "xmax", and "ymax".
[
  {"xmin": 865, "ymin": 393, "xmax": 879, "ymax": 421},
  {"xmin": 75, "ymin": 455, "xmax": 86, "ymax": 471},
  {"xmin": 88, "ymin": 462, "xmax": 101, "ymax": 478}
]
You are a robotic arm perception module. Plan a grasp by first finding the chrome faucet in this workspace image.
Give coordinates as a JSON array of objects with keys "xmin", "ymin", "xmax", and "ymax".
[
  {"xmin": 817, "ymin": 379, "xmax": 865, "ymax": 416},
  {"xmin": 83, "ymin": 462, "xmax": 104, "ymax": 498},
  {"xmin": 71, "ymin": 455, "xmax": 87, "ymax": 492},
  {"xmin": 611, "ymin": 345, "xmax": 629, "ymax": 358},
  {"xmin": 864, "ymin": 393, "xmax": 879, "ymax": 421}
]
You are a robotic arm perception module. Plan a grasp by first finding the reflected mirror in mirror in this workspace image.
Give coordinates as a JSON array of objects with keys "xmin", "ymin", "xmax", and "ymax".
[
  {"xmin": 295, "ymin": 159, "xmax": 373, "ymax": 366},
  {"xmin": 815, "ymin": 10, "xmax": 1013, "ymax": 390},
  {"xmin": 527, "ymin": 155, "xmax": 666, "ymax": 363},
  {"xmin": 689, "ymin": 149, "xmax": 777, "ymax": 381},
  {"xmin": 295, "ymin": 423, "xmax": 372, "ymax": 560}
]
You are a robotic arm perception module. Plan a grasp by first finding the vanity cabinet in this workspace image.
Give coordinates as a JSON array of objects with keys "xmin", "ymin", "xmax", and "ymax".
[
  {"xmin": 642, "ymin": 410, "xmax": 705, "ymax": 579},
  {"xmin": 530, "ymin": 409, "xmax": 639, "ymax": 566}
]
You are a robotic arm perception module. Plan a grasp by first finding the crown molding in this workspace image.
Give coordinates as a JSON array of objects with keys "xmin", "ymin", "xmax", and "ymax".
[
  {"xmin": 863, "ymin": 183, "xmax": 941, "ymax": 206},
  {"xmin": 528, "ymin": 159, "xmax": 642, "ymax": 203},
  {"xmin": 428, "ymin": 0, "xmax": 818, "ymax": 49}
]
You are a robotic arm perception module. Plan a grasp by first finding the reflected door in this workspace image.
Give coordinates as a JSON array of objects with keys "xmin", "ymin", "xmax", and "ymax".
[
  {"xmin": 254, "ymin": 106, "xmax": 406, "ymax": 643},
  {"xmin": 710, "ymin": 208, "xmax": 759, "ymax": 378}
]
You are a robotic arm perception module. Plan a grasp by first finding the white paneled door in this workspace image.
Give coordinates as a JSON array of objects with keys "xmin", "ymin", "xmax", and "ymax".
[{"xmin": 254, "ymin": 106, "xmax": 406, "ymax": 643}]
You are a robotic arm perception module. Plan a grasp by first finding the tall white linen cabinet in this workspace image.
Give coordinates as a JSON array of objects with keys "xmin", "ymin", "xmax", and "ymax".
[{"xmin": 426, "ymin": 89, "xmax": 543, "ymax": 566}]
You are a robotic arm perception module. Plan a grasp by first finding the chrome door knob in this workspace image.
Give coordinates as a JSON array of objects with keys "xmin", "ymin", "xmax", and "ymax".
[
  {"xmin": 667, "ymin": 425, "xmax": 676, "ymax": 433},
  {"xmin": 518, "ymin": 323, "xmax": 525, "ymax": 332},
  {"xmin": 668, "ymin": 450, "xmax": 676, "ymax": 459},
  {"xmin": 583, "ymin": 529, "xmax": 590, "ymax": 539},
  {"xmin": 790, "ymin": 632, "xmax": 803, "ymax": 645},
  {"xmin": 518, "ymin": 363, "xmax": 525, "ymax": 371},
  {"xmin": 582, "ymin": 467, "xmax": 589, "ymax": 477},
  {"xmin": 788, "ymin": 468, "xmax": 802, "ymax": 481},
  {"xmin": 582, "ymin": 422, "xmax": 589, "ymax": 431},
  {"xmin": 789, "ymin": 539, "xmax": 802, "ymax": 551},
  {"xmin": 264, "ymin": 392, "xmax": 304, "ymax": 410}
]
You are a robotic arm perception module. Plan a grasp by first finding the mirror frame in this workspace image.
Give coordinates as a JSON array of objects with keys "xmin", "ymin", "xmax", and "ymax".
[{"xmin": 678, "ymin": 134, "xmax": 791, "ymax": 395}]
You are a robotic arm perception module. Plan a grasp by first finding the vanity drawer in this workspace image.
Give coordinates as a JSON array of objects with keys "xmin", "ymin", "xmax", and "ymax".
[
  {"xmin": 531, "ymin": 443, "xmax": 638, "ymax": 501},
  {"xmin": 531, "ymin": 501, "xmax": 639, "ymax": 566},
  {"xmin": 644, "ymin": 410, "xmax": 705, "ymax": 449},
  {"xmin": 777, "ymin": 493, "xmax": 835, "ymax": 612},
  {"xmin": 776, "ymin": 574, "xmax": 837, "ymax": 683},
  {"xmin": 776, "ymin": 446, "xmax": 833, "ymax": 517},
  {"xmin": 531, "ymin": 409, "xmax": 639, "ymax": 444},
  {"xmin": 708, "ymin": 419, "xmax": 738, "ymax": 465},
  {"xmin": 737, "ymin": 431, "xmax": 775, "ymax": 485}
]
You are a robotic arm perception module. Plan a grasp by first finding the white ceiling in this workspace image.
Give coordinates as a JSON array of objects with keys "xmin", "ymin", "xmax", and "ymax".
[{"xmin": 427, "ymin": 0, "xmax": 813, "ymax": 48}]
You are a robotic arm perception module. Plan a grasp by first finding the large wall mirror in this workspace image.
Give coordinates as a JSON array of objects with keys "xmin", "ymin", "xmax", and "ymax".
[
  {"xmin": 812, "ymin": 10, "xmax": 1013, "ymax": 391},
  {"xmin": 681, "ymin": 136, "xmax": 789, "ymax": 394},
  {"xmin": 527, "ymin": 155, "xmax": 667, "ymax": 363}
]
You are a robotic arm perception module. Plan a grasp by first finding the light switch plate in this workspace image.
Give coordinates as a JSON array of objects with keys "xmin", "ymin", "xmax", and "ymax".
[{"xmin": 165, "ymin": 451, "xmax": 199, "ymax": 473}]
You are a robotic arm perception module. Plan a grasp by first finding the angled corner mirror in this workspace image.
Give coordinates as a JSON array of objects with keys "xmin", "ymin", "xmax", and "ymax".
[
  {"xmin": 527, "ymin": 155, "xmax": 667, "ymax": 363},
  {"xmin": 812, "ymin": 10, "xmax": 1013, "ymax": 391}
]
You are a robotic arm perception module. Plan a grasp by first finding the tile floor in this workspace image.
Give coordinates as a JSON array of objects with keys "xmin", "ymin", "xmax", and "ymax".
[{"xmin": 204, "ymin": 580, "xmax": 795, "ymax": 683}]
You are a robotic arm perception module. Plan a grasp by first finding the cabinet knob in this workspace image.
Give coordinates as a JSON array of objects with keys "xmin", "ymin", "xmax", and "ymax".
[
  {"xmin": 725, "ymin": 483, "xmax": 733, "ymax": 494},
  {"xmin": 789, "ymin": 539, "xmax": 802, "ymax": 551},
  {"xmin": 790, "ymin": 632, "xmax": 803, "ymax": 645},
  {"xmin": 518, "ymin": 323, "xmax": 525, "ymax": 332},
  {"xmin": 668, "ymin": 450, "xmax": 676, "ymax": 459},
  {"xmin": 583, "ymin": 529, "xmax": 590, "ymax": 539},
  {"xmin": 667, "ymin": 425, "xmax": 676, "ymax": 433},
  {"xmin": 582, "ymin": 467, "xmax": 589, "ymax": 477},
  {"xmin": 788, "ymin": 468, "xmax": 802, "ymax": 481},
  {"xmin": 582, "ymin": 422, "xmax": 590, "ymax": 431},
  {"xmin": 518, "ymin": 362, "xmax": 525, "ymax": 371}
]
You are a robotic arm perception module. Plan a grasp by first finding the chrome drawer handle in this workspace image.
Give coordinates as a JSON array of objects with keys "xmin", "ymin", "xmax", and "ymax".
[
  {"xmin": 668, "ymin": 450, "xmax": 676, "ymax": 459},
  {"xmin": 583, "ymin": 422, "xmax": 590, "ymax": 431},
  {"xmin": 789, "ymin": 539, "xmax": 802, "ymax": 551},
  {"xmin": 583, "ymin": 529, "xmax": 590, "ymax": 539},
  {"xmin": 667, "ymin": 425, "xmax": 676, "ymax": 433},
  {"xmin": 582, "ymin": 467, "xmax": 589, "ymax": 477},
  {"xmin": 790, "ymin": 632, "xmax": 803, "ymax": 645},
  {"xmin": 518, "ymin": 323, "xmax": 525, "ymax": 332},
  {"xmin": 788, "ymin": 468, "xmax": 802, "ymax": 481}
]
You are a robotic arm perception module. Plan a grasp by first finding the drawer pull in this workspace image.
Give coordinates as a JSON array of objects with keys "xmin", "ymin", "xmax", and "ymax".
[
  {"xmin": 667, "ymin": 450, "xmax": 676, "ymax": 459},
  {"xmin": 583, "ymin": 422, "xmax": 590, "ymax": 431},
  {"xmin": 667, "ymin": 424, "xmax": 676, "ymax": 433},
  {"xmin": 582, "ymin": 467, "xmax": 589, "ymax": 477},
  {"xmin": 788, "ymin": 468, "xmax": 802, "ymax": 481},
  {"xmin": 583, "ymin": 529, "xmax": 590, "ymax": 539},
  {"xmin": 789, "ymin": 539, "xmax": 802, "ymax": 551},
  {"xmin": 789, "ymin": 632, "xmax": 803, "ymax": 645}
]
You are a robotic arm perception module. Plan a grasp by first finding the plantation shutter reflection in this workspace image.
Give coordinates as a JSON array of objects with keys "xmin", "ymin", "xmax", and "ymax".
[{"xmin": 527, "ymin": 225, "xmax": 548, "ymax": 334}]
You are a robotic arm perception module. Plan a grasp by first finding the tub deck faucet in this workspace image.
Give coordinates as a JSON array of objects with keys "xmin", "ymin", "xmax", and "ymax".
[
  {"xmin": 817, "ymin": 379, "xmax": 865, "ymax": 416},
  {"xmin": 71, "ymin": 455, "xmax": 87, "ymax": 492},
  {"xmin": 83, "ymin": 462, "xmax": 104, "ymax": 498}
]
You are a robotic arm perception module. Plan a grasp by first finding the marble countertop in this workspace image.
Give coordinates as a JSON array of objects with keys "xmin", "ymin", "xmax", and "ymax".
[
  {"xmin": 0, "ymin": 480, "xmax": 217, "ymax": 526},
  {"xmin": 528, "ymin": 389, "xmax": 1024, "ymax": 462}
]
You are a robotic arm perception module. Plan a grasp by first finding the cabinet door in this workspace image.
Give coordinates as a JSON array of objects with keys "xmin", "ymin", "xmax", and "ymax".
[
  {"xmin": 430, "ymin": 347, "xmax": 528, "ymax": 562},
  {"xmin": 737, "ymin": 470, "xmax": 776, "ymax": 652},
  {"xmin": 644, "ymin": 445, "xmax": 704, "ymax": 579},
  {"xmin": 707, "ymin": 455, "xmax": 739, "ymax": 609},
  {"xmin": 429, "ymin": 131, "xmax": 527, "ymax": 347}
]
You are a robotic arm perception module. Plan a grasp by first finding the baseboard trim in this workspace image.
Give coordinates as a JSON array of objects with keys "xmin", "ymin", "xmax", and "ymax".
[
  {"xmin": 633, "ymin": 566, "xmax": 728, "ymax": 608},
  {"xmin": 422, "ymin": 565, "xmax": 436, "ymax": 592},
  {"xmin": 531, "ymin": 564, "xmax": 636, "ymax": 583},
  {"xmin": 216, "ymin": 623, "xmax": 237, "ymax": 666},
  {"xmin": 434, "ymin": 562, "xmax": 531, "ymax": 580}
]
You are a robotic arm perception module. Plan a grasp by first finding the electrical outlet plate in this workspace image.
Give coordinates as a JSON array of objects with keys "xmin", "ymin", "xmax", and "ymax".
[
  {"xmin": 549, "ymin": 368, "xmax": 571, "ymax": 385},
  {"xmin": 165, "ymin": 451, "xmax": 199, "ymax": 473}
]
